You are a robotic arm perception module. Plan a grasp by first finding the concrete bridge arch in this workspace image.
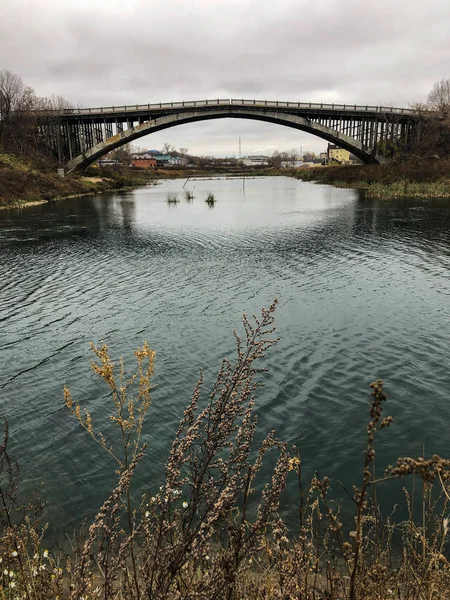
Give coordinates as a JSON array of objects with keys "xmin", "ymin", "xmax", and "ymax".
[{"xmin": 65, "ymin": 107, "xmax": 379, "ymax": 172}]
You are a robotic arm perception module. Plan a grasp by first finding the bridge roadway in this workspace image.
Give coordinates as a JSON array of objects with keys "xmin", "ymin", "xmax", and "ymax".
[
  {"xmin": 37, "ymin": 99, "xmax": 421, "ymax": 170},
  {"xmin": 58, "ymin": 98, "xmax": 418, "ymax": 119}
]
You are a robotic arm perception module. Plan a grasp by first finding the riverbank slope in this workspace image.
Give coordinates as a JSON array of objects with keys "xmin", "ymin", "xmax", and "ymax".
[
  {"xmin": 294, "ymin": 158, "xmax": 450, "ymax": 198},
  {"xmin": 0, "ymin": 152, "xmax": 168, "ymax": 208}
]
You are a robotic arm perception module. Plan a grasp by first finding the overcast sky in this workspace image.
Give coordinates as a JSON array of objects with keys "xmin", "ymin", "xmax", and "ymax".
[{"xmin": 1, "ymin": 0, "xmax": 449, "ymax": 156}]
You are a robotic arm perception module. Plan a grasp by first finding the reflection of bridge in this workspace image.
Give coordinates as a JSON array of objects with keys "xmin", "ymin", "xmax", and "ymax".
[{"xmin": 37, "ymin": 99, "xmax": 422, "ymax": 171}]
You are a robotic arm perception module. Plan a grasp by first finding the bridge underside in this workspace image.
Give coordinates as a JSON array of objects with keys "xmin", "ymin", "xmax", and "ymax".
[{"xmin": 63, "ymin": 108, "xmax": 379, "ymax": 172}]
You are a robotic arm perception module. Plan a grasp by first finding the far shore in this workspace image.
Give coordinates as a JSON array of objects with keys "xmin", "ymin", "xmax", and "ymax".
[
  {"xmin": 0, "ymin": 162, "xmax": 287, "ymax": 210},
  {"xmin": 293, "ymin": 159, "xmax": 450, "ymax": 199},
  {"xmin": 3, "ymin": 152, "xmax": 450, "ymax": 209}
]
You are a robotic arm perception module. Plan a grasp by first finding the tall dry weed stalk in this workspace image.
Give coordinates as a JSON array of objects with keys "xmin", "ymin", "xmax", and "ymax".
[
  {"xmin": 1, "ymin": 301, "xmax": 450, "ymax": 599},
  {"xmin": 64, "ymin": 341, "xmax": 155, "ymax": 599}
]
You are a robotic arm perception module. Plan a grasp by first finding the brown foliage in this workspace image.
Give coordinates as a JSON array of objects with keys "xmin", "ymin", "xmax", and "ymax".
[
  {"xmin": 295, "ymin": 157, "xmax": 450, "ymax": 186},
  {"xmin": 0, "ymin": 163, "xmax": 84, "ymax": 205}
]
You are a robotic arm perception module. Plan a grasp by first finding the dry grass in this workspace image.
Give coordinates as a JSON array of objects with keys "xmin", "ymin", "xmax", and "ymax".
[
  {"xmin": 294, "ymin": 159, "xmax": 450, "ymax": 199},
  {"xmin": 0, "ymin": 152, "xmax": 161, "ymax": 207},
  {"xmin": 1, "ymin": 301, "xmax": 449, "ymax": 599},
  {"xmin": 80, "ymin": 176, "xmax": 105, "ymax": 184}
]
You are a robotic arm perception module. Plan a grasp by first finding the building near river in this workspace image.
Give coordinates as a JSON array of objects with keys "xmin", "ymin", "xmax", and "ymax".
[
  {"xmin": 155, "ymin": 155, "xmax": 185, "ymax": 167},
  {"xmin": 327, "ymin": 144, "xmax": 351, "ymax": 164},
  {"xmin": 242, "ymin": 155, "xmax": 269, "ymax": 166},
  {"xmin": 130, "ymin": 155, "xmax": 157, "ymax": 169},
  {"xmin": 326, "ymin": 145, "xmax": 362, "ymax": 164}
]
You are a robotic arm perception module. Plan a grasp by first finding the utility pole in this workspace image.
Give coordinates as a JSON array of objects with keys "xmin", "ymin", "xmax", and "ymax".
[{"xmin": 239, "ymin": 136, "xmax": 241, "ymax": 160}]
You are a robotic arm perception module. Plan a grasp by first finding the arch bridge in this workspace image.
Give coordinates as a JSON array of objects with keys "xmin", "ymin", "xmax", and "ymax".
[{"xmin": 38, "ymin": 98, "xmax": 421, "ymax": 171}]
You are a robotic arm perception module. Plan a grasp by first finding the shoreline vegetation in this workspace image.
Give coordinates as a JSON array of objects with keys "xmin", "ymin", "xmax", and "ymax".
[
  {"xmin": 0, "ymin": 152, "xmax": 158, "ymax": 209},
  {"xmin": 3, "ymin": 152, "xmax": 450, "ymax": 209},
  {"xmin": 0, "ymin": 303, "xmax": 449, "ymax": 599},
  {"xmin": 293, "ymin": 158, "xmax": 450, "ymax": 199}
]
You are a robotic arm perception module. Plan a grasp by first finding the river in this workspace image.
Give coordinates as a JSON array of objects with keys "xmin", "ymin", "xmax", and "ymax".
[{"xmin": 1, "ymin": 175, "xmax": 450, "ymax": 535}]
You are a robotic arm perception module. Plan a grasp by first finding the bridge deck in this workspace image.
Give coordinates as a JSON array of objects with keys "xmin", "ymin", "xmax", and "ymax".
[{"xmin": 37, "ymin": 98, "xmax": 420, "ymax": 119}]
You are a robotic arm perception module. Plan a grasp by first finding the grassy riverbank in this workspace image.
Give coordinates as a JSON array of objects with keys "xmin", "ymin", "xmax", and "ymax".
[
  {"xmin": 294, "ymin": 159, "xmax": 450, "ymax": 198},
  {"xmin": 0, "ymin": 152, "xmax": 167, "ymax": 208}
]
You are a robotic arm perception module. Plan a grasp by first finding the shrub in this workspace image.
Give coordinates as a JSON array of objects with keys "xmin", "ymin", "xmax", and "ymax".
[{"xmin": 1, "ymin": 302, "xmax": 449, "ymax": 599}]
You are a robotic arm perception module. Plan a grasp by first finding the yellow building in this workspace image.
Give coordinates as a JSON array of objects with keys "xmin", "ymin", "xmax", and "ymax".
[{"xmin": 327, "ymin": 144, "xmax": 351, "ymax": 164}]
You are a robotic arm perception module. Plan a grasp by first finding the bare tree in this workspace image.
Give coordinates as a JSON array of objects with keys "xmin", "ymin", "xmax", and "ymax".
[
  {"xmin": 286, "ymin": 148, "xmax": 298, "ymax": 166},
  {"xmin": 427, "ymin": 78, "xmax": 450, "ymax": 112},
  {"xmin": 0, "ymin": 69, "xmax": 36, "ymax": 149},
  {"xmin": 179, "ymin": 146, "xmax": 188, "ymax": 156},
  {"xmin": 267, "ymin": 151, "xmax": 280, "ymax": 168},
  {"xmin": 35, "ymin": 94, "xmax": 73, "ymax": 113},
  {"xmin": 161, "ymin": 142, "xmax": 175, "ymax": 155},
  {"xmin": 302, "ymin": 151, "xmax": 316, "ymax": 162},
  {"xmin": 128, "ymin": 144, "xmax": 147, "ymax": 155},
  {"xmin": 0, "ymin": 69, "xmax": 34, "ymax": 120},
  {"xmin": 0, "ymin": 69, "xmax": 79, "ymax": 161},
  {"xmin": 0, "ymin": 71, "xmax": 78, "ymax": 163}
]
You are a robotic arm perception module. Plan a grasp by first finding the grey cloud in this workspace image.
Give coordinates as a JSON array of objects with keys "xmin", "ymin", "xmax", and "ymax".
[{"xmin": 1, "ymin": 0, "xmax": 450, "ymax": 154}]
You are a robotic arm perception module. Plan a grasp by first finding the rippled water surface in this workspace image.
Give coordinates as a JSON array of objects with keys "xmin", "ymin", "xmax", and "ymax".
[{"xmin": 1, "ymin": 176, "xmax": 450, "ymax": 533}]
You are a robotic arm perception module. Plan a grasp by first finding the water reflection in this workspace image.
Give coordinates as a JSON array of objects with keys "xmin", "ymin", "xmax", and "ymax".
[{"xmin": 0, "ymin": 177, "xmax": 450, "ymax": 536}]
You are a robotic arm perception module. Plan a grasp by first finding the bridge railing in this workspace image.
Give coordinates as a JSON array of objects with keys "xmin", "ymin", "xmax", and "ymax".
[
  {"xmin": 230, "ymin": 99, "xmax": 418, "ymax": 115},
  {"xmin": 36, "ymin": 98, "xmax": 420, "ymax": 116},
  {"xmin": 59, "ymin": 99, "xmax": 233, "ymax": 115}
]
